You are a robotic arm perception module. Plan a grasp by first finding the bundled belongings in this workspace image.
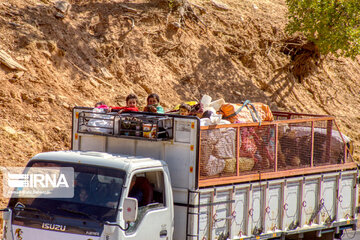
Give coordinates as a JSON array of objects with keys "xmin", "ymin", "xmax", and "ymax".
[
  {"xmin": 171, "ymin": 101, "xmax": 198, "ymax": 113},
  {"xmin": 119, "ymin": 116, "xmax": 143, "ymax": 137},
  {"xmin": 200, "ymin": 126, "xmax": 278, "ymax": 176},
  {"xmin": 219, "ymin": 100, "xmax": 273, "ymax": 124},
  {"xmin": 200, "ymin": 94, "xmax": 225, "ymax": 115},
  {"xmin": 199, "ymin": 95, "xmax": 229, "ymax": 126},
  {"xmin": 189, "ymin": 103, "xmax": 204, "ymax": 118},
  {"xmin": 202, "ymin": 155, "xmax": 225, "ymax": 176},
  {"xmin": 200, "ymin": 128, "xmax": 236, "ymax": 176},
  {"xmin": 278, "ymin": 126, "xmax": 353, "ymax": 166},
  {"xmin": 172, "ymin": 102, "xmax": 204, "ymax": 117},
  {"xmin": 118, "ymin": 114, "xmax": 173, "ymax": 140},
  {"xmin": 238, "ymin": 126, "xmax": 274, "ymax": 171}
]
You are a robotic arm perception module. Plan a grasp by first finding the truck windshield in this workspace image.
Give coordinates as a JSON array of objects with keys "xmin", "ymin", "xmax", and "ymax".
[{"xmin": 8, "ymin": 160, "xmax": 126, "ymax": 223}]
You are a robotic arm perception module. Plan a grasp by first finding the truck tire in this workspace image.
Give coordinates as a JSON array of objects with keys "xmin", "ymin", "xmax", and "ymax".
[{"xmin": 334, "ymin": 230, "xmax": 343, "ymax": 239}]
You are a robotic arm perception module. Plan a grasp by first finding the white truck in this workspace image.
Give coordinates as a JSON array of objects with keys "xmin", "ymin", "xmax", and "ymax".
[{"xmin": 2, "ymin": 106, "xmax": 358, "ymax": 240}]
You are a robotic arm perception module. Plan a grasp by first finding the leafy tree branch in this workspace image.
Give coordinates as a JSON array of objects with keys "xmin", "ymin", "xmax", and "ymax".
[{"xmin": 286, "ymin": 0, "xmax": 360, "ymax": 58}]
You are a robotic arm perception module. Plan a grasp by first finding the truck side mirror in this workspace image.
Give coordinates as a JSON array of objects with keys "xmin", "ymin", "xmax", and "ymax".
[
  {"xmin": 123, "ymin": 197, "xmax": 138, "ymax": 222},
  {"xmin": 2, "ymin": 209, "xmax": 11, "ymax": 221}
]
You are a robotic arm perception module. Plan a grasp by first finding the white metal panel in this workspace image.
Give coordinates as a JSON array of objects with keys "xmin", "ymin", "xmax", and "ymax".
[
  {"xmin": 212, "ymin": 191, "xmax": 230, "ymax": 239},
  {"xmin": 172, "ymin": 188, "xmax": 189, "ymax": 240},
  {"xmin": 124, "ymin": 207, "xmax": 172, "ymax": 240},
  {"xmin": 79, "ymin": 135, "xmax": 106, "ymax": 152},
  {"xmin": 136, "ymin": 140, "xmax": 164, "ymax": 160},
  {"xmin": 174, "ymin": 205, "xmax": 187, "ymax": 240},
  {"xmin": 248, "ymin": 186, "xmax": 263, "ymax": 235},
  {"xmin": 198, "ymin": 193, "xmax": 212, "ymax": 240},
  {"xmin": 299, "ymin": 178, "xmax": 305, "ymax": 228},
  {"xmin": 173, "ymin": 119, "xmax": 198, "ymax": 190},
  {"xmin": 188, "ymin": 119, "xmax": 198, "ymax": 191},
  {"xmin": 164, "ymin": 143, "xmax": 192, "ymax": 189},
  {"xmin": 283, "ymin": 182, "xmax": 300, "ymax": 230},
  {"xmin": 107, "ymin": 137, "xmax": 135, "ymax": 155},
  {"xmin": 232, "ymin": 188, "xmax": 248, "ymax": 238},
  {"xmin": 338, "ymin": 175, "xmax": 355, "ymax": 220},
  {"xmin": 320, "ymin": 177, "xmax": 337, "ymax": 224},
  {"xmin": 265, "ymin": 184, "xmax": 281, "ymax": 233},
  {"xmin": 354, "ymin": 172, "xmax": 359, "ymax": 221},
  {"xmin": 302, "ymin": 179, "xmax": 318, "ymax": 225},
  {"xmin": 174, "ymin": 120, "xmax": 192, "ymax": 143},
  {"xmin": 172, "ymin": 188, "xmax": 189, "ymax": 204}
]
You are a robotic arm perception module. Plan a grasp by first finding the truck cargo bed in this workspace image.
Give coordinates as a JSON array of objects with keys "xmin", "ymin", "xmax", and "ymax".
[
  {"xmin": 175, "ymin": 169, "xmax": 358, "ymax": 239},
  {"xmin": 71, "ymin": 107, "xmax": 358, "ymax": 240}
]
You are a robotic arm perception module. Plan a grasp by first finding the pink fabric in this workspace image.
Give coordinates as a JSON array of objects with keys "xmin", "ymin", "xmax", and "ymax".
[
  {"xmin": 111, "ymin": 106, "xmax": 139, "ymax": 112},
  {"xmin": 96, "ymin": 105, "xmax": 109, "ymax": 109}
]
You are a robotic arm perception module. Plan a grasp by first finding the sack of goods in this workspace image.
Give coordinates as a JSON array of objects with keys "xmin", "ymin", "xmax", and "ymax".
[
  {"xmin": 219, "ymin": 100, "xmax": 273, "ymax": 124},
  {"xmin": 200, "ymin": 128, "xmax": 236, "ymax": 176}
]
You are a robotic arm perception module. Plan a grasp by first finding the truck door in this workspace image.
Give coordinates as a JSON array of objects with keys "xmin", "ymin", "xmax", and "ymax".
[{"xmin": 125, "ymin": 170, "xmax": 173, "ymax": 240}]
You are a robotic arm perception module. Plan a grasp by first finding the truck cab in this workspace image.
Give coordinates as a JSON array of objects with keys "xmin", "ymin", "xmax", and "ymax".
[{"xmin": 3, "ymin": 151, "xmax": 174, "ymax": 240}]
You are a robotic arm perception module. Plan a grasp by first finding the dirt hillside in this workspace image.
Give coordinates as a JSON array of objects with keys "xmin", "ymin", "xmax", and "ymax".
[{"xmin": 0, "ymin": 0, "xmax": 359, "ymax": 207}]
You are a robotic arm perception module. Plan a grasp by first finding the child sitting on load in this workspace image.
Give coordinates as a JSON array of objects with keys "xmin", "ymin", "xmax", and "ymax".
[
  {"xmin": 94, "ymin": 101, "xmax": 110, "ymax": 113},
  {"xmin": 178, "ymin": 103, "xmax": 192, "ymax": 116},
  {"xmin": 86, "ymin": 101, "xmax": 113, "ymax": 134},
  {"xmin": 189, "ymin": 103, "xmax": 204, "ymax": 118},
  {"xmin": 111, "ymin": 94, "xmax": 139, "ymax": 113},
  {"xmin": 143, "ymin": 93, "xmax": 164, "ymax": 113}
]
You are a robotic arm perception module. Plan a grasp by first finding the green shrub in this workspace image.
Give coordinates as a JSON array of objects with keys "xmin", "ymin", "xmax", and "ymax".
[{"xmin": 286, "ymin": 0, "xmax": 360, "ymax": 58}]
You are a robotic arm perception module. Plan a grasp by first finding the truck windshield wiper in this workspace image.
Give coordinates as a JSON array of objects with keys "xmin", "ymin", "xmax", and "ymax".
[
  {"xmin": 57, "ymin": 207, "xmax": 99, "ymax": 222},
  {"xmin": 13, "ymin": 206, "xmax": 53, "ymax": 220}
]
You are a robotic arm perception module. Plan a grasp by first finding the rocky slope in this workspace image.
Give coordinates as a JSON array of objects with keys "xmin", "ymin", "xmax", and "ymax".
[{"xmin": 0, "ymin": 0, "xmax": 359, "ymax": 206}]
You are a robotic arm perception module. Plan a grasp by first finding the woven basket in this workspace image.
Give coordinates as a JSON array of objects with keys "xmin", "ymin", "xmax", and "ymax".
[
  {"xmin": 239, "ymin": 157, "xmax": 255, "ymax": 171},
  {"xmin": 223, "ymin": 157, "xmax": 255, "ymax": 173},
  {"xmin": 223, "ymin": 158, "xmax": 237, "ymax": 173}
]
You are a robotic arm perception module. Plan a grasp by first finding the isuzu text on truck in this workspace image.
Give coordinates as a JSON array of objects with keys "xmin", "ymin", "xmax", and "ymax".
[{"xmin": 1, "ymin": 106, "xmax": 358, "ymax": 240}]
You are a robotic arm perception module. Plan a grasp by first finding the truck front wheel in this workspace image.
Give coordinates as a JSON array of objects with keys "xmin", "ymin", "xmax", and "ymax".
[{"xmin": 334, "ymin": 230, "xmax": 343, "ymax": 239}]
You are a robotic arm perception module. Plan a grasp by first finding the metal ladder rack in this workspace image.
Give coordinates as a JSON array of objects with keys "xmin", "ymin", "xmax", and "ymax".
[{"xmin": 77, "ymin": 110, "xmax": 174, "ymax": 141}]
